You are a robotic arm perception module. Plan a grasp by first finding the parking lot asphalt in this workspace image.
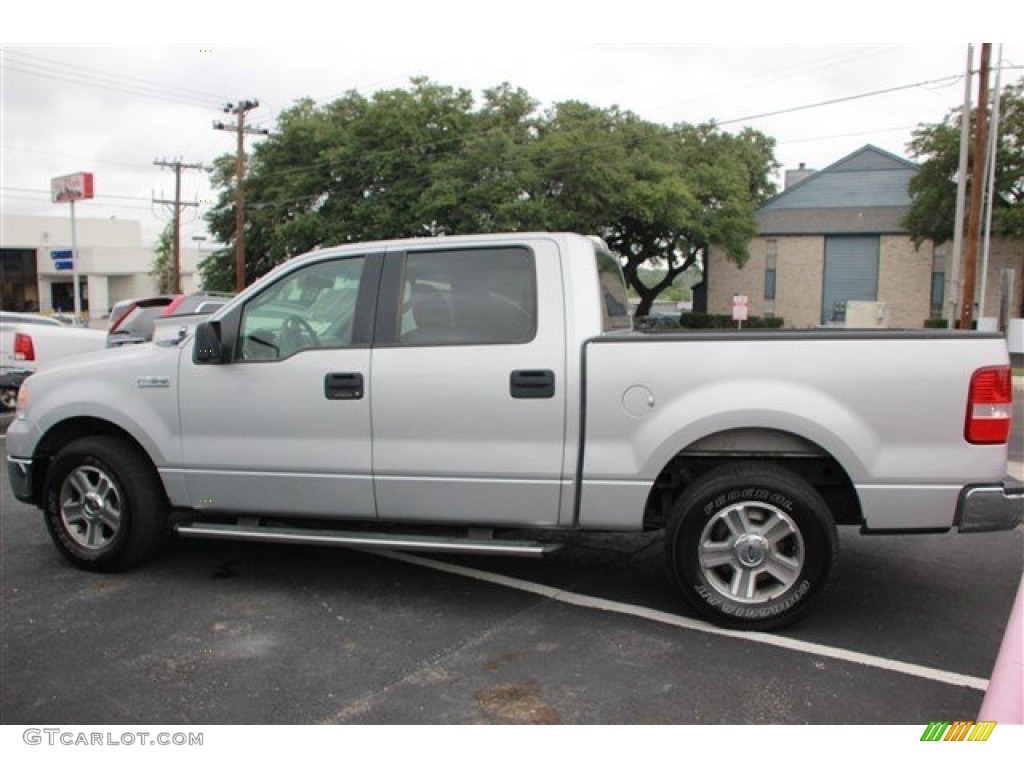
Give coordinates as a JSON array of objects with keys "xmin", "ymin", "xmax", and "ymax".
[{"xmin": 1, "ymin": 415, "xmax": 1021, "ymax": 726}]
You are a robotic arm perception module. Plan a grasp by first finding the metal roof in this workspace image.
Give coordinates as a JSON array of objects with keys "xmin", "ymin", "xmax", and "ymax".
[{"xmin": 759, "ymin": 146, "xmax": 919, "ymax": 220}]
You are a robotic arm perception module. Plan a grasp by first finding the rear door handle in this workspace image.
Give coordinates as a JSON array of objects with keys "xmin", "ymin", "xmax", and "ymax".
[
  {"xmin": 510, "ymin": 369, "xmax": 555, "ymax": 399},
  {"xmin": 324, "ymin": 372, "xmax": 364, "ymax": 400}
]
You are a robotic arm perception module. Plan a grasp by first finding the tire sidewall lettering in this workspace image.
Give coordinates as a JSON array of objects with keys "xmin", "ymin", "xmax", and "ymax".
[
  {"xmin": 694, "ymin": 578, "xmax": 811, "ymax": 619},
  {"xmin": 703, "ymin": 487, "xmax": 793, "ymax": 518}
]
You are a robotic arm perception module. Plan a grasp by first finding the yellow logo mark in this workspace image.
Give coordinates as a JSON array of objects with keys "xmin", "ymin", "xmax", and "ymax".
[{"xmin": 921, "ymin": 720, "xmax": 996, "ymax": 741}]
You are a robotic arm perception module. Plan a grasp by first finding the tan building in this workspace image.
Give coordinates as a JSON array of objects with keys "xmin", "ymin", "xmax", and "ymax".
[{"xmin": 707, "ymin": 145, "xmax": 1024, "ymax": 334}]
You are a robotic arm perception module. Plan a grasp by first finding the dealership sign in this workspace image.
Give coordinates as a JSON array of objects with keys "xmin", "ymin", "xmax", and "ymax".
[
  {"xmin": 51, "ymin": 249, "xmax": 74, "ymax": 271},
  {"xmin": 51, "ymin": 172, "xmax": 95, "ymax": 203}
]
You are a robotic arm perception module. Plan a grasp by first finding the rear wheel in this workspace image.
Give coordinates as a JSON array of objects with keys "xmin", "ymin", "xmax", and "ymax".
[
  {"xmin": 665, "ymin": 462, "xmax": 838, "ymax": 630},
  {"xmin": 43, "ymin": 436, "xmax": 168, "ymax": 571}
]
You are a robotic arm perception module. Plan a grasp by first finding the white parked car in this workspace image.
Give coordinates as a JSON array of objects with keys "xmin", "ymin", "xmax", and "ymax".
[{"xmin": 0, "ymin": 313, "xmax": 106, "ymax": 410}]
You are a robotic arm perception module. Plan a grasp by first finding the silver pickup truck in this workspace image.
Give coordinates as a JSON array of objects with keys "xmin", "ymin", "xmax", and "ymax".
[{"xmin": 5, "ymin": 233, "xmax": 1021, "ymax": 629}]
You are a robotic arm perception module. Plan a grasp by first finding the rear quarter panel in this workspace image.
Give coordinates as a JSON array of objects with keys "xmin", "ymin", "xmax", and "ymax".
[{"xmin": 580, "ymin": 332, "xmax": 1011, "ymax": 531}]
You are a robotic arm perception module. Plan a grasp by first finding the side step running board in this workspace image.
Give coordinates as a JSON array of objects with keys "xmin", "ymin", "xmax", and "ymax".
[{"xmin": 175, "ymin": 522, "xmax": 561, "ymax": 558}]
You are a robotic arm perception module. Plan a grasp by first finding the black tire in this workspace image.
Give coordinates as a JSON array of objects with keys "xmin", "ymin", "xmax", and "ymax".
[
  {"xmin": 43, "ymin": 436, "xmax": 168, "ymax": 572},
  {"xmin": 0, "ymin": 387, "xmax": 16, "ymax": 412},
  {"xmin": 665, "ymin": 462, "xmax": 838, "ymax": 631}
]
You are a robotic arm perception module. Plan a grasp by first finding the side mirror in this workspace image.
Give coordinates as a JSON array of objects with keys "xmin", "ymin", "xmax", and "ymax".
[{"xmin": 194, "ymin": 320, "xmax": 224, "ymax": 364}]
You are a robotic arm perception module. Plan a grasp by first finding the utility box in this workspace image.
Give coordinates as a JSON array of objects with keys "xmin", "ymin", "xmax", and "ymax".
[{"xmin": 845, "ymin": 301, "xmax": 889, "ymax": 329}]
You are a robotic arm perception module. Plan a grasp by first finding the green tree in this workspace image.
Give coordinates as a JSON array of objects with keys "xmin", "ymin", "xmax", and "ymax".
[
  {"xmin": 534, "ymin": 105, "xmax": 776, "ymax": 314},
  {"xmin": 904, "ymin": 78, "xmax": 1024, "ymax": 245},
  {"xmin": 201, "ymin": 79, "xmax": 777, "ymax": 315},
  {"xmin": 151, "ymin": 222, "xmax": 174, "ymax": 293}
]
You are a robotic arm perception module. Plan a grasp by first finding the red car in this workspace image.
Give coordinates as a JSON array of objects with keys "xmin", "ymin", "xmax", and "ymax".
[{"xmin": 106, "ymin": 292, "xmax": 232, "ymax": 347}]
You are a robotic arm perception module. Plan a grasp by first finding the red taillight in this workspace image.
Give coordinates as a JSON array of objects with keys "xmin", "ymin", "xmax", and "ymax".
[
  {"xmin": 13, "ymin": 332, "xmax": 35, "ymax": 361},
  {"xmin": 161, "ymin": 295, "xmax": 186, "ymax": 317},
  {"xmin": 965, "ymin": 366, "xmax": 1012, "ymax": 444},
  {"xmin": 108, "ymin": 307, "xmax": 132, "ymax": 334}
]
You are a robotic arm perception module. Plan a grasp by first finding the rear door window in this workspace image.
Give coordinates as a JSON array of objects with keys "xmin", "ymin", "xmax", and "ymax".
[{"xmin": 397, "ymin": 247, "xmax": 536, "ymax": 346}]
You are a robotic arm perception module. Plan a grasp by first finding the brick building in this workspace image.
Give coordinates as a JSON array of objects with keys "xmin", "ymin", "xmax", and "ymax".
[{"xmin": 707, "ymin": 145, "xmax": 1024, "ymax": 331}]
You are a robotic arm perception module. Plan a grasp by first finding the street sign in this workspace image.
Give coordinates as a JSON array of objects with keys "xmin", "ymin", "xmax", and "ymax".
[
  {"xmin": 51, "ymin": 249, "xmax": 73, "ymax": 271},
  {"xmin": 51, "ymin": 172, "xmax": 94, "ymax": 203},
  {"xmin": 732, "ymin": 295, "xmax": 750, "ymax": 322}
]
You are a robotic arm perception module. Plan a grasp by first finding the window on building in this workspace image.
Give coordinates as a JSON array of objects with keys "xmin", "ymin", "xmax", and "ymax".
[
  {"xmin": 930, "ymin": 247, "xmax": 947, "ymax": 319},
  {"xmin": 930, "ymin": 272, "xmax": 946, "ymax": 319},
  {"xmin": 763, "ymin": 240, "xmax": 777, "ymax": 316},
  {"xmin": 0, "ymin": 249, "xmax": 40, "ymax": 312}
]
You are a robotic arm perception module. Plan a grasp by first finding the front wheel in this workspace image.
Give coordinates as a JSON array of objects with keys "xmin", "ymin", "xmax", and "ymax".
[
  {"xmin": 43, "ymin": 436, "xmax": 168, "ymax": 571},
  {"xmin": 665, "ymin": 462, "xmax": 838, "ymax": 631}
]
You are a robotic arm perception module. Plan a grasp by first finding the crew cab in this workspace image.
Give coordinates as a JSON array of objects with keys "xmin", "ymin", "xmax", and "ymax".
[{"xmin": 5, "ymin": 233, "xmax": 1021, "ymax": 629}]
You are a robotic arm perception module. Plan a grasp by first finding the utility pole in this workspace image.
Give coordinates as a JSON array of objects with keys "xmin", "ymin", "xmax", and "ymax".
[
  {"xmin": 153, "ymin": 159, "xmax": 206, "ymax": 293},
  {"xmin": 978, "ymin": 43, "xmax": 1005, "ymax": 321},
  {"xmin": 960, "ymin": 43, "xmax": 991, "ymax": 330},
  {"xmin": 947, "ymin": 45, "xmax": 973, "ymax": 327},
  {"xmin": 214, "ymin": 99, "xmax": 269, "ymax": 292}
]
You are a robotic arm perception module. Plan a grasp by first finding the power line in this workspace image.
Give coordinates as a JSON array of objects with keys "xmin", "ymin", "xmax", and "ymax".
[
  {"xmin": 776, "ymin": 125, "xmax": 916, "ymax": 146},
  {"xmin": 1, "ymin": 185, "xmax": 154, "ymax": 202},
  {"xmin": 2, "ymin": 51, "xmax": 225, "ymax": 110},
  {"xmin": 1, "ymin": 194, "xmax": 156, "ymax": 213},
  {"xmin": 4, "ymin": 62, "xmax": 223, "ymax": 110},
  {"xmin": 3, "ymin": 49, "xmax": 227, "ymax": 103},
  {"xmin": 3, "ymin": 144, "xmax": 171, "ymax": 171},
  {"xmin": 715, "ymin": 74, "xmax": 966, "ymax": 127},
  {"xmin": 635, "ymin": 45, "xmax": 903, "ymax": 116}
]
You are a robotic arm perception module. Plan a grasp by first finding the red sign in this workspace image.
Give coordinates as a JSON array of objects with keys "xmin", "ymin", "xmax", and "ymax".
[{"xmin": 51, "ymin": 172, "xmax": 95, "ymax": 203}]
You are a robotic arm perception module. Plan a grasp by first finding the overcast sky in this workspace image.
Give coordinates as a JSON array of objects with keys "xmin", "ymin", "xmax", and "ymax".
[{"xmin": 3, "ymin": 6, "xmax": 1022, "ymax": 249}]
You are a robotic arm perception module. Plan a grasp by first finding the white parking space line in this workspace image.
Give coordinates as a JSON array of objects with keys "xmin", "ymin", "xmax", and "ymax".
[{"xmin": 378, "ymin": 550, "xmax": 989, "ymax": 692}]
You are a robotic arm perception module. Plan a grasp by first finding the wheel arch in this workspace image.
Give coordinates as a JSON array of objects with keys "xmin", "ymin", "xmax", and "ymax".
[
  {"xmin": 30, "ymin": 417, "xmax": 166, "ymax": 507},
  {"xmin": 642, "ymin": 427, "xmax": 863, "ymax": 530}
]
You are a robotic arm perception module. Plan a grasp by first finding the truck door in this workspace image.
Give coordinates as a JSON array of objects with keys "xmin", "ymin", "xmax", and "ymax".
[
  {"xmin": 178, "ymin": 252, "xmax": 382, "ymax": 518},
  {"xmin": 371, "ymin": 240, "xmax": 567, "ymax": 526}
]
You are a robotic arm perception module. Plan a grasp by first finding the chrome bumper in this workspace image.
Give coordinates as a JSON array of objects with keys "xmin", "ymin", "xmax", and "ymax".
[
  {"xmin": 957, "ymin": 477, "xmax": 1024, "ymax": 533},
  {"xmin": 6, "ymin": 456, "xmax": 34, "ymax": 504}
]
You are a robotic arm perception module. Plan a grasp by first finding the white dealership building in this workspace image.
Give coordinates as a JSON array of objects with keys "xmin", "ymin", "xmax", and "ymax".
[{"xmin": 0, "ymin": 215, "xmax": 207, "ymax": 319}]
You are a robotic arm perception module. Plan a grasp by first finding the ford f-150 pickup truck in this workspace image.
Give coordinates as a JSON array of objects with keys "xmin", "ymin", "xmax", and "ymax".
[{"xmin": 5, "ymin": 233, "xmax": 1022, "ymax": 629}]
